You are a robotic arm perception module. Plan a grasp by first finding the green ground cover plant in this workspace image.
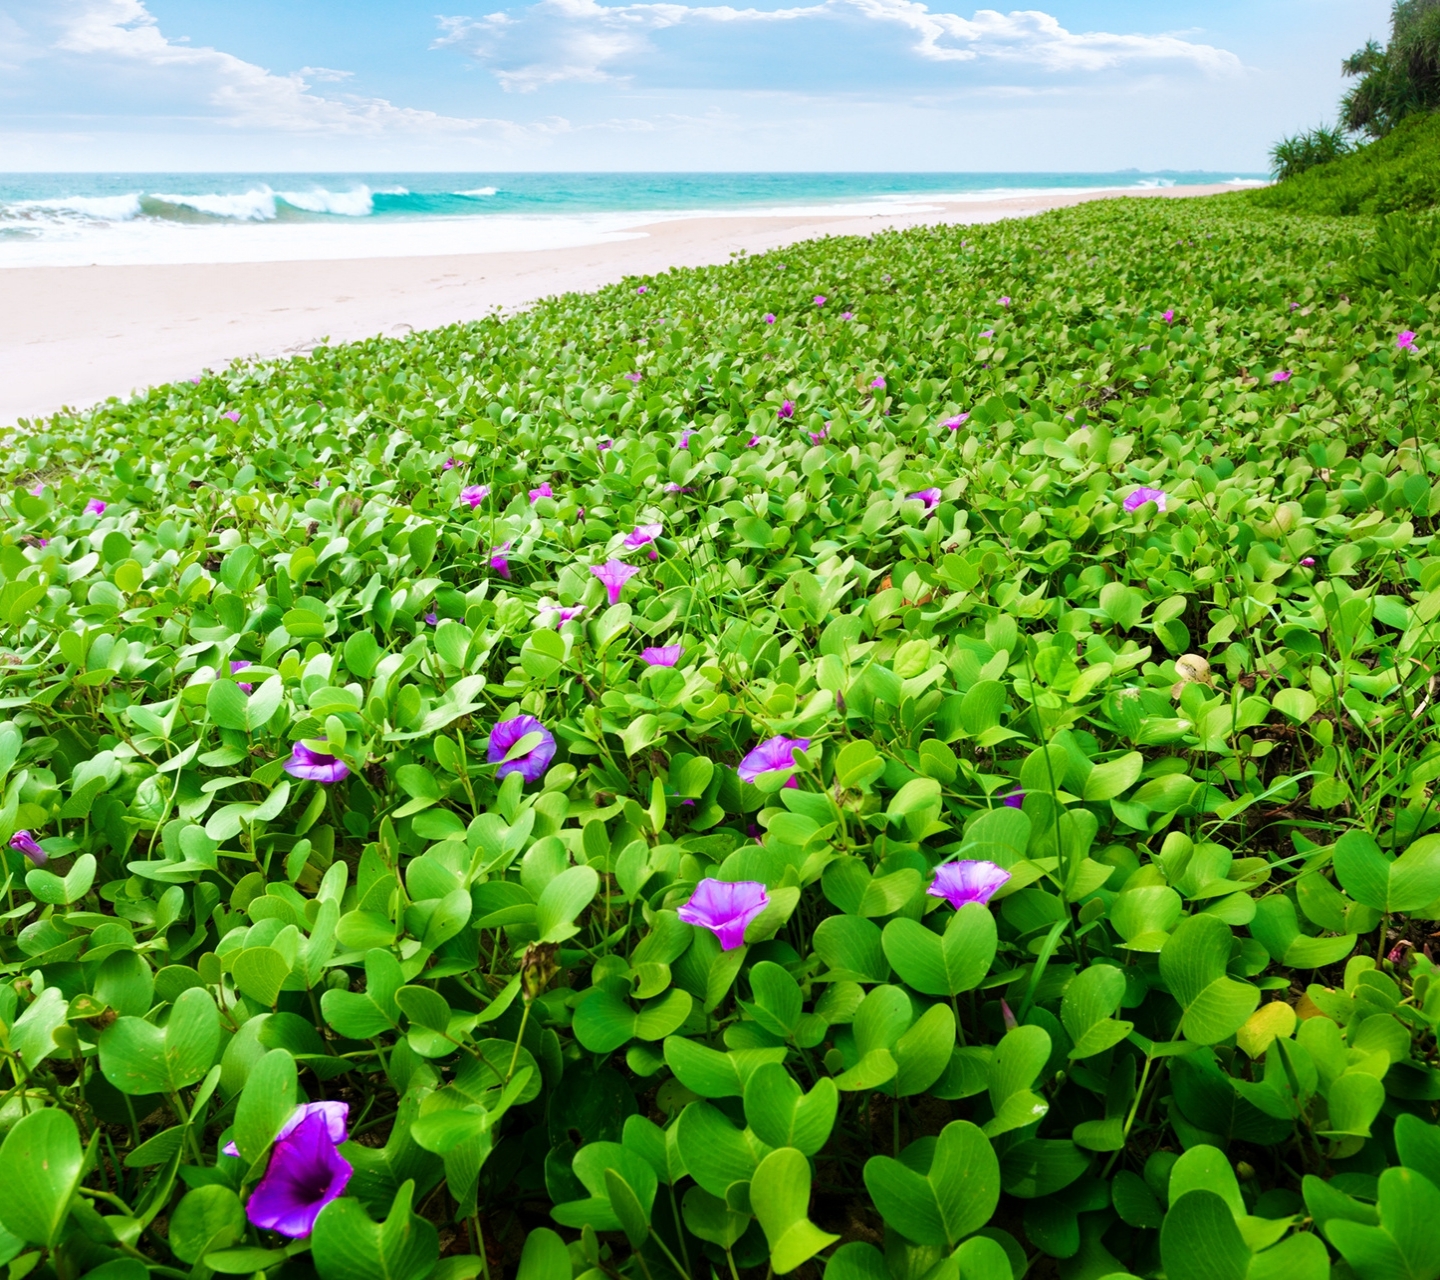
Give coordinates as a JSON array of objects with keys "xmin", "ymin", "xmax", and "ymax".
[{"xmin": 0, "ymin": 193, "xmax": 1439, "ymax": 1280}]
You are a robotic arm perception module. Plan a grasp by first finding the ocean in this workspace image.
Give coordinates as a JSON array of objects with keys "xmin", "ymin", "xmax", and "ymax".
[{"xmin": 0, "ymin": 171, "xmax": 1267, "ymax": 268}]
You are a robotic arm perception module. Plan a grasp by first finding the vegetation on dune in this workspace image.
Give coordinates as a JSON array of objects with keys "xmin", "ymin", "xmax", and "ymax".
[
  {"xmin": 1254, "ymin": 112, "xmax": 1440, "ymax": 214},
  {"xmin": 0, "ymin": 195, "xmax": 1438, "ymax": 1280}
]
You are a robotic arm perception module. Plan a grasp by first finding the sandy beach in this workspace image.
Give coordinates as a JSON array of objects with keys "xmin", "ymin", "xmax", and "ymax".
[{"xmin": 0, "ymin": 183, "xmax": 1234, "ymax": 428}]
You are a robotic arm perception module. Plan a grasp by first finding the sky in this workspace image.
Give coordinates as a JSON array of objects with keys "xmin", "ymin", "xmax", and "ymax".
[{"xmin": 0, "ymin": 0, "xmax": 1395, "ymax": 171}]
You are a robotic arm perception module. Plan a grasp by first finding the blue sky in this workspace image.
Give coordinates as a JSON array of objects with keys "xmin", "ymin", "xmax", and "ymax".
[{"xmin": 0, "ymin": 0, "xmax": 1393, "ymax": 170}]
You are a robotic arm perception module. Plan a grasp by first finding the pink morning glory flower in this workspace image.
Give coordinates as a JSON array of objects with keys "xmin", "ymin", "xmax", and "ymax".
[
  {"xmin": 738, "ymin": 736, "xmax": 811, "ymax": 787},
  {"xmin": 1398, "ymin": 331, "xmax": 1417, "ymax": 350},
  {"xmin": 998, "ymin": 296, "xmax": 1011, "ymax": 306},
  {"xmin": 284, "ymin": 743, "xmax": 350, "ymax": 785},
  {"xmin": 9, "ymin": 831, "xmax": 45, "ymax": 867},
  {"xmin": 764, "ymin": 313, "xmax": 776, "ymax": 324},
  {"xmin": 488, "ymin": 714, "xmax": 556, "ymax": 782},
  {"xmin": 809, "ymin": 429, "xmax": 828, "ymax": 443},
  {"xmin": 679, "ymin": 429, "xmax": 692, "ymax": 449},
  {"xmin": 84, "ymin": 499, "xmax": 106, "ymax": 516},
  {"xmin": 747, "ymin": 435, "xmax": 761, "ymax": 447},
  {"xmin": 591, "ymin": 560, "xmax": 640, "ymax": 604},
  {"xmin": 1123, "ymin": 487, "xmax": 1168, "ymax": 513},
  {"xmin": 490, "ymin": 541, "xmax": 511, "ymax": 579},
  {"xmin": 27, "ymin": 484, "xmax": 42, "ymax": 497},
  {"xmin": 529, "ymin": 482, "xmax": 553, "ymax": 503},
  {"xmin": 230, "ymin": 659, "xmax": 254, "ymax": 694},
  {"xmin": 637, "ymin": 285, "xmax": 648, "ymax": 294},
  {"xmin": 244, "ymin": 1110, "xmax": 353, "ymax": 1239},
  {"xmin": 944, "ymin": 414, "xmax": 969, "ymax": 430},
  {"xmin": 1002, "ymin": 789, "xmax": 1024, "ymax": 809},
  {"xmin": 678, "ymin": 878, "xmax": 770, "ymax": 951},
  {"xmin": 663, "ymin": 483, "xmax": 692, "ymax": 493},
  {"xmin": 1163, "ymin": 309, "xmax": 1174, "ymax": 324},
  {"xmin": 598, "ymin": 438, "xmax": 612, "ymax": 451},
  {"xmin": 625, "ymin": 523, "xmax": 662, "ymax": 550},
  {"xmin": 460, "ymin": 485, "xmax": 490, "ymax": 508},
  {"xmin": 814, "ymin": 295, "xmax": 826, "ymax": 306},
  {"xmin": 777, "ymin": 400, "xmax": 795, "ymax": 420},
  {"xmin": 907, "ymin": 488, "xmax": 942, "ymax": 511},
  {"xmin": 841, "ymin": 312, "xmax": 854, "ymax": 320},
  {"xmin": 442, "ymin": 458, "xmax": 457, "ymax": 471},
  {"xmin": 1271, "ymin": 370, "xmax": 1292, "ymax": 383},
  {"xmin": 624, "ymin": 371, "xmax": 642, "ymax": 383},
  {"xmin": 537, "ymin": 603, "xmax": 587, "ymax": 628},
  {"xmin": 871, "ymin": 376, "xmax": 886, "ymax": 390},
  {"xmin": 190, "ymin": 377, "xmax": 201, "ymax": 384},
  {"xmin": 223, "ymin": 410, "xmax": 240, "ymax": 422},
  {"xmin": 1300, "ymin": 557, "xmax": 1316, "ymax": 567},
  {"xmin": 979, "ymin": 329, "xmax": 994, "ymax": 338},
  {"xmin": 641, "ymin": 644, "xmax": 683, "ymax": 667},
  {"xmin": 928, "ymin": 860, "xmax": 1011, "ymax": 909}
]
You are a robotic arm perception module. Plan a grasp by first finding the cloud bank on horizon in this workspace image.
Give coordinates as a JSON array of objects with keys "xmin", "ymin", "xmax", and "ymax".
[{"xmin": 0, "ymin": 0, "xmax": 1393, "ymax": 169}]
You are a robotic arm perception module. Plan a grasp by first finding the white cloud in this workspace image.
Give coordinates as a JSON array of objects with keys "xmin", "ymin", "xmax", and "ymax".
[{"xmin": 435, "ymin": 1, "xmax": 1241, "ymax": 91}]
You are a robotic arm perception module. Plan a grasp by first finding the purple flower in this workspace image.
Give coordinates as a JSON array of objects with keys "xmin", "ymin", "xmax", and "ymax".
[
  {"xmin": 230, "ymin": 659, "xmax": 254, "ymax": 694},
  {"xmin": 764, "ymin": 313, "xmax": 776, "ymax": 324},
  {"xmin": 284, "ymin": 743, "xmax": 350, "ymax": 785},
  {"xmin": 225, "ymin": 1101, "xmax": 348, "ymax": 1158},
  {"xmin": 460, "ymin": 485, "xmax": 489, "ymax": 508},
  {"xmin": 1002, "ymin": 789, "xmax": 1024, "ymax": 809},
  {"xmin": 642, "ymin": 644, "xmax": 683, "ymax": 666},
  {"xmin": 1290, "ymin": 302, "xmax": 1300, "ymax": 310},
  {"xmin": 529, "ymin": 482, "xmax": 553, "ymax": 503},
  {"xmin": 1300, "ymin": 557, "xmax": 1316, "ymax": 567},
  {"xmin": 424, "ymin": 612, "xmax": 438, "ymax": 626},
  {"xmin": 1163, "ymin": 309, "xmax": 1175, "ymax": 324},
  {"xmin": 624, "ymin": 371, "xmax": 642, "ymax": 384},
  {"xmin": 979, "ymin": 329, "xmax": 994, "ymax": 339},
  {"xmin": 870, "ymin": 376, "xmax": 886, "ymax": 390},
  {"xmin": 944, "ymin": 414, "xmax": 969, "ymax": 430},
  {"xmin": 677, "ymin": 878, "xmax": 770, "ymax": 951},
  {"xmin": 809, "ymin": 429, "xmax": 828, "ymax": 444},
  {"xmin": 747, "ymin": 435, "xmax": 761, "ymax": 447},
  {"xmin": 1271, "ymin": 370, "xmax": 1292, "ymax": 383},
  {"xmin": 624, "ymin": 523, "xmax": 662, "ymax": 550},
  {"xmin": 598, "ymin": 438, "xmax": 613, "ymax": 451},
  {"xmin": 537, "ymin": 603, "xmax": 586, "ymax": 628},
  {"xmin": 27, "ymin": 484, "xmax": 42, "ymax": 497},
  {"xmin": 813, "ymin": 295, "xmax": 826, "ymax": 306},
  {"xmin": 442, "ymin": 458, "xmax": 457, "ymax": 471},
  {"xmin": 738, "ymin": 736, "xmax": 810, "ymax": 787},
  {"xmin": 591, "ymin": 560, "xmax": 640, "ymax": 605},
  {"xmin": 998, "ymin": 296, "xmax": 1011, "ymax": 306},
  {"xmin": 840, "ymin": 312, "xmax": 854, "ymax": 320},
  {"xmin": 1123, "ymin": 487, "xmax": 1168, "ymax": 513},
  {"xmin": 637, "ymin": 285, "xmax": 648, "ymax": 294},
  {"xmin": 190, "ymin": 377, "xmax": 201, "ymax": 384},
  {"xmin": 223, "ymin": 410, "xmax": 240, "ymax": 422},
  {"xmin": 84, "ymin": 499, "xmax": 106, "ymax": 516},
  {"xmin": 244, "ymin": 1110, "xmax": 352, "ymax": 1239},
  {"xmin": 487, "ymin": 714, "xmax": 556, "ymax": 783},
  {"xmin": 9, "ymin": 831, "xmax": 45, "ymax": 867},
  {"xmin": 678, "ymin": 429, "xmax": 692, "ymax": 449},
  {"xmin": 928, "ymin": 860, "xmax": 1011, "ymax": 909},
  {"xmin": 1398, "ymin": 330, "xmax": 1417, "ymax": 351},
  {"xmin": 777, "ymin": 400, "xmax": 795, "ymax": 420},
  {"xmin": 907, "ymin": 488, "xmax": 942, "ymax": 511},
  {"xmin": 490, "ymin": 540, "xmax": 511, "ymax": 580},
  {"xmin": 663, "ymin": 483, "xmax": 692, "ymax": 493}
]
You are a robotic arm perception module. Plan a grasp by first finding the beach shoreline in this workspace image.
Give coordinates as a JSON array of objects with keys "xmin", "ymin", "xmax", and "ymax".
[{"xmin": 0, "ymin": 182, "xmax": 1236, "ymax": 427}]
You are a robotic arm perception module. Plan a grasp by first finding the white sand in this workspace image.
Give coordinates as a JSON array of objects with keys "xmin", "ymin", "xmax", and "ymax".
[{"xmin": 0, "ymin": 184, "xmax": 1235, "ymax": 428}]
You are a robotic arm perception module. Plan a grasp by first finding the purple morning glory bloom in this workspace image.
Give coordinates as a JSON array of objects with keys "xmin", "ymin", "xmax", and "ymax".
[
  {"xmin": 487, "ymin": 714, "xmax": 556, "ymax": 783},
  {"xmin": 84, "ymin": 499, "xmax": 106, "ymax": 516},
  {"xmin": 284, "ymin": 743, "xmax": 350, "ymax": 785},
  {"xmin": 244, "ymin": 1110, "xmax": 353, "ymax": 1239},
  {"xmin": 748, "ymin": 435, "xmax": 761, "ymax": 447},
  {"xmin": 642, "ymin": 644, "xmax": 683, "ymax": 666},
  {"xmin": 738, "ymin": 736, "xmax": 810, "ymax": 786},
  {"xmin": 529, "ymin": 482, "xmax": 553, "ymax": 503},
  {"xmin": 598, "ymin": 438, "xmax": 613, "ymax": 451},
  {"xmin": 624, "ymin": 371, "xmax": 642, "ymax": 383},
  {"xmin": 490, "ymin": 540, "xmax": 511, "ymax": 580},
  {"xmin": 230, "ymin": 659, "xmax": 254, "ymax": 694},
  {"xmin": 1398, "ymin": 330, "xmax": 1417, "ymax": 350},
  {"xmin": 537, "ymin": 603, "xmax": 586, "ymax": 627},
  {"xmin": 663, "ymin": 483, "xmax": 692, "ymax": 493},
  {"xmin": 9, "ymin": 831, "xmax": 45, "ymax": 866},
  {"xmin": 1300, "ymin": 556, "xmax": 1316, "ymax": 567},
  {"xmin": 777, "ymin": 400, "xmax": 795, "ymax": 420},
  {"xmin": 678, "ymin": 429, "xmax": 692, "ymax": 449},
  {"xmin": 460, "ymin": 485, "xmax": 489, "ymax": 508},
  {"xmin": 442, "ymin": 458, "xmax": 457, "ymax": 471},
  {"xmin": 1123, "ymin": 487, "xmax": 1168, "ymax": 513},
  {"xmin": 1163, "ymin": 309, "xmax": 1175, "ymax": 324},
  {"xmin": 871, "ymin": 376, "xmax": 886, "ymax": 390},
  {"xmin": 27, "ymin": 484, "xmax": 42, "ymax": 497},
  {"xmin": 764, "ymin": 313, "xmax": 776, "ymax": 324},
  {"xmin": 928, "ymin": 860, "xmax": 1011, "ymax": 909},
  {"xmin": 813, "ymin": 295, "xmax": 826, "ymax": 306},
  {"xmin": 624, "ymin": 523, "xmax": 662, "ymax": 549},
  {"xmin": 907, "ymin": 488, "xmax": 942, "ymax": 511},
  {"xmin": 944, "ymin": 414, "xmax": 969, "ymax": 430},
  {"xmin": 225, "ymin": 1101, "xmax": 348, "ymax": 1158},
  {"xmin": 678, "ymin": 878, "xmax": 770, "ymax": 951},
  {"xmin": 1002, "ymin": 789, "xmax": 1024, "ymax": 809},
  {"xmin": 1271, "ymin": 370, "xmax": 1292, "ymax": 383},
  {"xmin": 979, "ymin": 329, "xmax": 995, "ymax": 338},
  {"xmin": 591, "ymin": 560, "xmax": 640, "ymax": 605},
  {"xmin": 840, "ymin": 311, "xmax": 854, "ymax": 320},
  {"xmin": 998, "ymin": 296, "xmax": 1011, "ymax": 306},
  {"xmin": 637, "ymin": 285, "xmax": 648, "ymax": 294},
  {"xmin": 424, "ymin": 612, "xmax": 438, "ymax": 626},
  {"xmin": 223, "ymin": 410, "xmax": 240, "ymax": 422},
  {"xmin": 809, "ymin": 429, "xmax": 827, "ymax": 443}
]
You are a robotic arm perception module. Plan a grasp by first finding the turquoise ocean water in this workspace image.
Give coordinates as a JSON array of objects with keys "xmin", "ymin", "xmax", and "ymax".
[{"xmin": 0, "ymin": 171, "xmax": 1265, "ymax": 267}]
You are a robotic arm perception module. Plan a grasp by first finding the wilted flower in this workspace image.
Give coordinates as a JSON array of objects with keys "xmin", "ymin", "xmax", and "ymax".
[
  {"xmin": 738, "ymin": 736, "xmax": 810, "ymax": 787},
  {"xmin": 678, "ymin": 429, "xmax": 692, "ymax": 449},
  {"xmin": 84, "ymin": 499, "xmax": 106, "ymax": 516},
  {"xmin": 624, "ymin": 371, "xmax": 642, "ymax": 383},
  {"xmin": 223, "ymin": 410, "xmax": 240, "ymax": 422},
  {"xmin": 1000, "ymin": 999, "xmax": 1019, "ymax": 1030},
  {"xmin": 230, "ymin": 659, "xmax": 254, "ymax": 694},
  {"xmin": 678, "ymin": 878, "xmax": 770, "ymax": 951},
  {"xmin": 1002, "ymin": 789, "xmax": 1024, "ymax": 809},
  {"xmin": 284, "ymin": 743, "xmax": 350, "ymax": 785},
  {"xmin": 591, "ymin": 560, "xmax": 640, "ymax": 605},
  {"xmin": 244, "ymin": 1110, "xmax": 353, "ymax": 1239},
  {"xmin": 1123, "ymin": 487, "xmax": 1168, "ymax": 513},
  {"xmin": 490, "ymin": 540, "xmax": 512, "ymax": 579},
  {"xmin": 813, "ymin": 295, "xmax": 826, "ymax": 306},
  {"xmin": 225, "ymin": 1101, "xmax": 348, "ymax": 1158},
  {"xmin": 1398, "ymin": 330, "xmax": 1417, "ymax": 350},
  {"xmin": 624, "ymin": 523, "xmax": 662, "ymax": 550},
  {"xmin": 442, "ymin": 457, "xmax": 457, "ymax": 470},
  {"xmin": 460, "ymin": 485, "xmax": 489, "ymax": 508},
  {"xmin": 870, "ymin": 376, "xmax": 886, "ymax": 390},
  {"xmin": 521, "ymin": 941, "xmax": 561, "ymax": 1001},
  {"xmin": 642, "ymin": 644, "xmax": 683, "ymax": 666},
  {"xmin": 944, "ymin": 414, "xmax": 969, "ymax": 430},
  {"xmin": 529, "ymin": 482, "xmax": 553, "ymax": 503},
  {"xmin": 9, "ymin": 831, "xmax": 45, "ymax": 866},
  {"xmin": 907, "ymin": 488, "xmax": 942, "ymax": 511},
  {"xmin": 488, "ymin": 714, "xmax": 556, "ymax": 782},
  {"xmin": 778, "ymin": 400, "xmax": 795, "ymax": 420},
  {"xmin": 1271, "ymin": 370, "xmax": 1292, "ymax": 383},
  {"xmin": 763, "ymin": 313, "xmax": 776, "ymax": 324},
  {"xmin": 928, "ymin": 860, "xmax": 1011, "ymax": 909}
]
